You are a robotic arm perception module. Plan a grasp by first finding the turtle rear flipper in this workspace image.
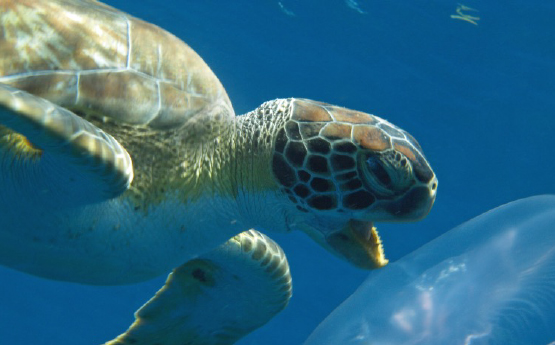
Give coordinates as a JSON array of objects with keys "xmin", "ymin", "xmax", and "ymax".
[
  {"xmin": 106, "ymin": 230, "xmax": 292, "ymax": 345},
  {"xmin": 0, "ymin": 84, "xmax": 133, "ymax": 205}
]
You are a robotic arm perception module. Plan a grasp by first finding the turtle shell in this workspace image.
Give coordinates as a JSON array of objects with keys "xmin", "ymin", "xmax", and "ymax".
[{"xmin": 0, "ymin": 0, "xmax": 234, "ymax": 130}]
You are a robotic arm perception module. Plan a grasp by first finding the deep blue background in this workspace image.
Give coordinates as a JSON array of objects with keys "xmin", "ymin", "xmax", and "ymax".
[{"xmin": 1, "ymin": 0, "xmax": 554, "ymax": 344}]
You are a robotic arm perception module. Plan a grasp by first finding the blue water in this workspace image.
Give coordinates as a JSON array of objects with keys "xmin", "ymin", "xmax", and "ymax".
[{"xmin": 1, "ymin": 0, "xmax": 554, "ymax": 344}]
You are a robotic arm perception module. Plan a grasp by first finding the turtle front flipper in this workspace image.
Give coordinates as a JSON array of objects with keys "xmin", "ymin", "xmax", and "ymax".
[
  {"xmin": 0, "ymin": 84, "xmax": 133, "ymax": 205},
  {"xmin": 106, "ymin": 230, "xmax": 292, "ymax": 345}
]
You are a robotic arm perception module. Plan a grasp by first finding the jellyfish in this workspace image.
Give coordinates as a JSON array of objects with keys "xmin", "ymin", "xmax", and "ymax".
[{"xmin": 305, "ymin": 195, "xmax": 555, "ymax": 345}]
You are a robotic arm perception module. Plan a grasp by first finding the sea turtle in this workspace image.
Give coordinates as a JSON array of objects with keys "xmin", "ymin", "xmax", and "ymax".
[{"xmin": 0, "ymin": 0, "xmax": 438, "ymax": 344}]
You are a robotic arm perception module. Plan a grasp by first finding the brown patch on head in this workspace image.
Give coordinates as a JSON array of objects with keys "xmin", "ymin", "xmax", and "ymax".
[
  {"xmin": 299, "ymin": 123, "xmax": 326, "ymax": 139},
  {"xmin": 285, "ymin": 121, "xmax": 302, "ymax": 140},
  {"xmin": 291, "ymin": 100, "xmax": 333, "ymax": 122},
  {"xmin": 353, "ymin": 126, "xmax": 391, "ymax": 151},
  {"xmin": 328, "ymin": 106, "xmax": 377, "ymax": 124},
  {"xmin": 321, "ymin": 123, "xmax": 352, "ymax": 140},
  {"xmin": 393, "ymin": 141, "xmax": 417, "ymax": 161}
]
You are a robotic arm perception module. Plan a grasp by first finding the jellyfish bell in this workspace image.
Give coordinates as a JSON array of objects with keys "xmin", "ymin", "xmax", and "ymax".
[{"xmin": 305, "ymin": 195, "xmax": 555, "ymax": 345}]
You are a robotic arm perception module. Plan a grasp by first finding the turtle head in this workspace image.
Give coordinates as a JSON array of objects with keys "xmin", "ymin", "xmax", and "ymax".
[{"xmin": 271, "ymin": 99, "xmax": 437, "ymax": 269}]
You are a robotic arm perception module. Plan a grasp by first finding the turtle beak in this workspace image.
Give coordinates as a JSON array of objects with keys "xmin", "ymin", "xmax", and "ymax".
[{"xmin": 325, "ymin": 219, "xmax": 389, "ymax": 270}]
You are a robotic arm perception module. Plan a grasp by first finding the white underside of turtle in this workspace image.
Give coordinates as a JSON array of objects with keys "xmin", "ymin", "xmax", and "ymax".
[{"xmin": 0, "ymin": 1, "xmax": 438, "ymax": 344}]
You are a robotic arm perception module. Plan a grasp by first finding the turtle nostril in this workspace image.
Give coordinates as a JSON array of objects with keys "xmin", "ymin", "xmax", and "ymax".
[{"xmin": 430, "ymin": 178, "xmax": 438, "ymax": 196}]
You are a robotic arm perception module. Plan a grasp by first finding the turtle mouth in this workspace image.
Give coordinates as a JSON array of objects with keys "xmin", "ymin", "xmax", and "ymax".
[{"xmin": 325, "ymin": 219, "xmax": 389, "ymax": 270}]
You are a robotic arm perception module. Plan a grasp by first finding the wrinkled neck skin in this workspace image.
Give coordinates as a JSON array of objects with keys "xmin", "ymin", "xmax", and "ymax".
[{"xmin": 186, "ymin": 99, "xmax": 294, "ymax": 235}]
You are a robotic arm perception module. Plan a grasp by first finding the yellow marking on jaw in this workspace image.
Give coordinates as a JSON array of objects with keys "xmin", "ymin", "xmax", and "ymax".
[
  {"xmin": 344, "ymin": 224, "xmax": 388, "ymax": 269},
  {"xmin": 367, "ymin": 226, "xmax": 388, "ymax": 268},
  {"xmin": 327, "ymin": 220, "xmax": 389, "ymax": 269}
]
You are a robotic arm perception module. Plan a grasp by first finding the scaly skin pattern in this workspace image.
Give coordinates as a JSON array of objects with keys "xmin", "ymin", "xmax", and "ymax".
[{"xmin": 0, "ymin": 0, "xmax": 437, "ymax": 282}]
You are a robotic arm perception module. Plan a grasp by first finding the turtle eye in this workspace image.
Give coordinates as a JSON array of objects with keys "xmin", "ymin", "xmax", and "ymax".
[
  {"xmin": 365, "ymin": 156, "xmax": 391, "ymax": 187},
  {"xmin": 359, "ymin": 151, "xmax": 412, "ymax": 197}
]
